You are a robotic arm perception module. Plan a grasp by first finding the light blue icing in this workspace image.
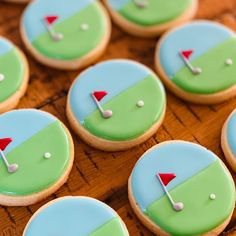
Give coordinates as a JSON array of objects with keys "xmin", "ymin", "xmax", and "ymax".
[
  {"xmin": 226, "ymin": 110, "xmax": 236, "ymax": 156},
  {"xmin": 107, "ymin": 0, "xmax": 130, "ymax": 10},
  {"xmin": 0, "ymin": 109, "xmax": 56, "ymax": 154},
  {"xmin": 22, "ymin": 0, "xmax": 94, "ymax": 42},
  {"xmin": 69, "ymin": 60, "xmax": 150, "ymax": 123},
  {"xmin": 0, "ymin": 38, "xmax": 13, "ymax": 56},
  {"xmin": 24, "ymin": 197, "xmax": 117, "ymax": 236},
  {"xmin": 131, "ymin": 141, "xmax": 217, "ymax": 211},
  {"xmin": 158, "ymin": 21, "xmax": 235, "ymax": 77}
]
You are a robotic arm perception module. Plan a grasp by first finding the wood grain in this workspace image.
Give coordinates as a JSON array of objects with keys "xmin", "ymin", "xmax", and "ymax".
[{"xmin": 0, "ymin": 0, "xmax": 236, "ymax": 235}]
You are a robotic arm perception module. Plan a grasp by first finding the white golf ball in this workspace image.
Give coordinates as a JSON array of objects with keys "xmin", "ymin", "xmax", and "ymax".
[
  {"xmin": 44, "ymin": 152, "xmax": 52, "ymax": 159},
  {"xmin": 210, "ymin": 194, "xmax": 216, "ymax": 200},
  {"xmin": 81, "ymin": 23, "xmax": 89, "ymax": 31},
  {"xmin": 226, "ymin": 58, "xmax": 233, "ymax": 66},
  {"xmin": 137, "ymin": 100, "xmax": 144, "ymax": 107},
  {"xmin": 0, "ymin": 74, "xmax": 5, "ymax": 82}
]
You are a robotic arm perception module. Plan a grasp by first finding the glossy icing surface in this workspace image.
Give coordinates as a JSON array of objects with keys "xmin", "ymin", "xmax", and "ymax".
[
  {"xmin": 158, "ymin": 21, "xmax": 236, "ymax": 94},
  {"xmin": 69, "ymin": 60, "xmax": 166, "ymax": 141},
  {"xmin": 226, "ymin": 110, "xmax": 236, "ymax": 156},
  {"xmin": 0, "ymin": 38, "xmax": 25, "ymax": 102},
  {"xmin": 107, "ymin": 0, "xmax": 192, "ymax": 26},
  {"xmin": 22, "ymin": 0, "xmax": 107, "ymax": 60},
  {"xmin": 24, "ymin": 197, "xmax": 128, "ymax": 236},
  {"xmin": 84, "ymin": 75, "xmax": 165, "ymax": 141},
  {"xmin": 0, "ymin": 109, "xmax": 55, "ymax": 153},
  {"xmin": 0, "ymin": 38, "xmax": 12, "ymax": 55},
  {"xmin": 173, "ymin": 38, "xmax": 236, "ymax": 94},
  {"xmin": 147, "ymin": 161, "xmax": 235, "ymax": 235},
  {"xmin": 159, "ymin": 22, "xmax": 234, "ymax": 76},
  {"xmin": 131, "ymin": 141, "xmax": 216, "ymax": 211},
  {"xmin": 0, "ymin": 109, "xmax": 71, "ymax": 196},
  {"xmin": 130, "ymin": 141, "xmax": 235, "ymax": 235}
]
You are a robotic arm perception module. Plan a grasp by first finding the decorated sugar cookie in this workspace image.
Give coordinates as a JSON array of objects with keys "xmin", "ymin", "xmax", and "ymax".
[
  {"xmin": 221, "ymin": 109, "xmax": 236, "ymax": 172},
  {"xmin": 129, "ymin": 141, "xmax": 235, "ymax": 235},
  {"xmin": 155, "ymin": 21, "xmax": 236, "ymax": 104},
  {"xmin": 23, "ymin": 196, "xmax": 129, "ymax": 236},
  {"xmin": 66, "ymin": 60, "xmax": 166, "ymax": 151},
  {"xmin": 0, "ymin": 37, "xmax": 29, "ymax": 113},
  {"xmin": 0, "ymin": 109, "xmax": 74, "ymax": 206},
  {"xmin": 20, "ymin": 0, "xmax": 111, "ymax": 70},
  {"xmin": 103, "ymin": 0, "xmax": 198, "ymax": 37}
]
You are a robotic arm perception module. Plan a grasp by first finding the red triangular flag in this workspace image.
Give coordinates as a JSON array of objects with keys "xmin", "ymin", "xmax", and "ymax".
[
  {"xmin": 93, "ymin": 91, "xmax": 107, "ymax": 102},
  {"xmin": 181, "ymin": 50, "xmax": 193, "ymax": 59},
  {"xmin": 0, "ymin": 138, "xmax": 12, "ymax": 151},
  {"xmin": 158, "ymin": 173, "xmax": 176, "ymax": 186},
  {"xmin": 44, "ymin": 15, "xmax": 59, "ymax": 25}
]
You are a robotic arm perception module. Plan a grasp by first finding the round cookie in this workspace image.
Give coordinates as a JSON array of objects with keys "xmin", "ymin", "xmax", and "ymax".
[
  {"xmin": 0, "ymin": 109, "xmax": 74, "ymax": 206},
  {"xmin": 103, "ymin": 0, "xmax": 198, "ymax": 37},
  {"xmin": 128, "ymin": 141, "xmax": 235, "ymax": 235},
  {"xmin": 155, "ymin": 20, "xmax": 236, "ymax": 104},
  {"xmin": 221, "ymin": 108, "xmax": 236, "ymax": 172},
  {"xmin": 20, "ymin": 0, "xmax": 111, "ymax": 70},
  {"xmin": 66, "ymin": 59, "xmax": 166, "ymax": 151},
  {"xmin": 0, "ymin": 37, "xmax": 29, "ymax": 113},
  {"xmin": 23, "ymin": 196, "xmax": 129, "ymax": 236}
]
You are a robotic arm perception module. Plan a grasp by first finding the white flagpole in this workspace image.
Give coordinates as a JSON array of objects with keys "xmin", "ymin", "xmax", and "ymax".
[
  {"xmin": 91, "ymin": 93, "xmax": 113, "ymax": 119},
  {"xmin": 156, "ymin": 174, "xmax": 184, "ymax": 211},
  {"xmin": 179, "ymin": 51, "xmax": 202, "ymax": 75},
  {"xmin": 0, "ymin": 149, "xmax": 18, "ymax": 173}
]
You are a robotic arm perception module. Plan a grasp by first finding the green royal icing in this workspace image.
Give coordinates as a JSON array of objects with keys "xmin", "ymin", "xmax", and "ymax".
[
  {"xmin": 83, "ymin": 75, "xmax": 165, "ymax": 141},
  {"xmin": 146, "ymin": 161, "xmax": 235, "ymax": 236},
  {"xmin": 0, "ymin": 49, "xmax": 25, "ymax": 102},
  {"xmin": 32, "ymin": 3, "xmax": 106, "ymax": 60},
  {"xmin": 90, "ymin": 218, "xmax": 127, "ymax": 236},
  {"xmin": 172, "ymin": 38, "xmax": 236, "ymax": 94},
  {"xmin": 0, "ymin": 121, "xmax": 70, "ymax": 196},
  {"xmin": 118, "ymin": 0, "xmax": 192, "ymax": 26}
]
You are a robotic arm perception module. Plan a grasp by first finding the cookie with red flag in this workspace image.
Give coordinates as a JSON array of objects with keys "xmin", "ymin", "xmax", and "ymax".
[
  {"xmin": 155, "ymin": 21, "xmax": 236, "ymax": 104},
  {"xmin": 128, "ymin": 141, "xmax": 235, "ymax": 235},
  {"xmin": 0, "ymin": 109, "xmax": 74, "ymax": 206},
  {"xmin": 20, "ymin": 0, "xmax": 111, "ymax": 70},
  {"xmin": 67, "ymin": 59, "xmax": 166, "ymax": 151}
]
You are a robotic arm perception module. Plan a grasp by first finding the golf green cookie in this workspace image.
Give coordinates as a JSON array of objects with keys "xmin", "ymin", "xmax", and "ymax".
[
  {"xmin": 23, "ymin": 197, "xmax": 129, "ymax": 236},
  {"xmin": 66, "ymin": 59, "xmax": 166, "ymax": 151},
  {"xmin": 155, "ymin": 21, "xmax": 236, "ymax": 104},
  {"xmin": 221, "ymin": 108, "xmax": 236, "ymax": 173},
  {"xmin": 0, "ymin": 109, "xmax": 74, "ymax": 206},
  {"xmin": 129, "ymin": 141, "xmax": 235, "ymax": 235},
  {"xmin": 103, "ymin": 0, "xmax": 198, "ymax": 37},
  {"xmin": 21, "ymin": 0, "xmax": 111, "ymax": 70},
  {"xmin": 0, "ymin": 37, "xmax": 29, "ymax": 113}
]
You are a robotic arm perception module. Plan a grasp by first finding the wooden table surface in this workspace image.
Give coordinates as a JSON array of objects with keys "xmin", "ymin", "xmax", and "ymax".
[{"xmin": 1, "ymin": 0, "xmax": 236, "ymax": 235}]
